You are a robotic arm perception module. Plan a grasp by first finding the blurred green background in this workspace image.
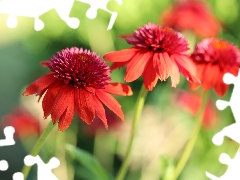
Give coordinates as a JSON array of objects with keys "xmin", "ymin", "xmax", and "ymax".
[{"xmin": 0, "ymin": 0, "xmax": 239, "ymax": 179}]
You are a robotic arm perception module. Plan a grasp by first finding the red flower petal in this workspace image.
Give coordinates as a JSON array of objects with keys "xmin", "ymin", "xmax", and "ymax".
[
  {"xmin": 104, "ymin": 83, "xmax": 133, "ymax": 96},
  {"xmin": 125, "ymin": 51, "xmax": 152, "ymax": 82},
  {"xmin": 118, "ymin": 34, "xmax": 133, "ymax": 39},
  {"xmin": 174, "ymin": 54, "xmax": 199, "ymax": 83},
  {"xmin": 153, "ymin": 52, "xmax": 170, "ymax": 81},
  {"xmin": 23, "ymin": 74, "xmax": 56, "ymax": 96},
  {"xmin": 40, "ymin": 60, "xmax": 50, "ymax": 67},
  {"xmin": 215, "ymin": 72, "xmax": 228, "ymax": 97},
  {"xmin": 37, "ymin": 87, "xmax": 48, "ymax": 102},
  {"xmin": 143, "ymin": 60, "xmax": 158, "ymax": 91},
  {"xmin": 84, "ymin": 86, "xmax": 95, "ymax": 93},
  {"xmin": 168, "ymin": 54, "xmax": 180, "ymax": 87},
  {"xmin": 104, "ymin": 48, "xmax": 139, "ymax": 62},
  {"xmin": 202, "ymin": 64, "xmax": 219, "ymax": 91},
  {"xmin": 42, "ymin": 81, "xmax": 63, "ymax": 118},
  {"xmin": 95, "ymin": 89, "xmax": 124, "ymax": 120},
  {"xmin": 75, "ymin": 88, "xmax": 95, "ymax": 125},
  {"xmin": 58, "ymin": 96, "xmax": 75, "ymax": 131},
  {"xmin": 51, "ymin": 85, "xmax": 74, "ymax": 123},
  {"xmin": 110, "ymin": 61, "xmax": 129, "ymax": 70},
  {"xmin": 189, "ymin": 63, "xmax": 205, "ymax": 90},
  {"xmin": 93, "ymin": 95, "xmax": 108, "ymax": 129}
]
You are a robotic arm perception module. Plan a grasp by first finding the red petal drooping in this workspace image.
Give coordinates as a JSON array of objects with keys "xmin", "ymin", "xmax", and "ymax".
[
  {"xmin": 168, "ymin": 54, "xmax": 180, "ymax": 87},
  {"xmin": 58, "ymin": 96, "xmax": 75, "ymax": 131},
  {"xmin": 42, "ymin": 81, "xmax": 63, "ymax": 118},
  {"xmin": 93, "ymin": 95, "xmax": 108, "ymax": 129},
  {"xmin": 110, "ymin": 61, "xmax": 129, "ymax": 70},
  {"xmin": 215, "ymin": 71, "xmax": 228, "ymax": 97},
  {"xmin": 104, "ymin": 48, "xmax": 139, "ymax": 62},
  {"xmin": 153, "ymin": 52, "xmax": 170, "ymax": 81},
  {"xmin": 75, "ymin": 88, "xmax": 95, "ymax": 125},
  {"xmin": 95, "ymin": 89, "xmax": 124, "ymax": 120},
  {"xmin": 51, "ymin": 85, "xmax": 74, "ymax": 123},
  {"xmin": 125, "ymin": 51, "xmax": 151, "ymax": 82},
  {"xmin": 143, "ymin": 60, "xmax": 158, "ymax": 91},
  {"xmin": 23, "ymin": 74, "xmax": 56, "ymax": 95},
  {"xmin": 201, "ymin": 64, "xmax": 218, "ymax": 91},
  {"xmin": 104, "ymin": 83, "xmax": 133, "ymax": 96},
  {"xmin": 173, "ymin": 54, "xmax": 199, "ymax": 83}
]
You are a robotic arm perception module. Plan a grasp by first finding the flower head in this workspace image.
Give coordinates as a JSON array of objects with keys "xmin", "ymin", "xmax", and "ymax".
[
  {"xmin": 1, "ymin": 108, "xmax": 41, "ymax": 138},
  {"xmin": 174, "ymin": 90, "xmax": 217, "ymax": 129},
  {"xmin": 161, "ymin": 0, "xmax": 221, "ymax": 37},
  {"xmin": 23, "ymin": 47, "xmax": 132, "ymax": 131},
  {"xmin": 104, "ymin": 23, "xmax": 199, "ymax": 91},
  {"xmin": 190, "ymin": 38, "xmax": 240, "ymax": 96}
]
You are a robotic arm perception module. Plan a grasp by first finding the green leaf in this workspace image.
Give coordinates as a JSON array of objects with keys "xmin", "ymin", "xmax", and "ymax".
[{"xmin": 65, "ymin": 144, "xmax": 111, "ymax": 180}]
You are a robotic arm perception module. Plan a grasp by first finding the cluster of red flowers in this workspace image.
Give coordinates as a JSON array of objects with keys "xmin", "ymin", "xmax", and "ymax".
[{"xmin": 22, "ymin": 0, "xmax": 240, "ymax": 132}]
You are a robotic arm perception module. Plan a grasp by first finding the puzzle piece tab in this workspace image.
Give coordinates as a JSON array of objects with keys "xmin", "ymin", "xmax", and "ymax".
[
  {"xmin": 0, "ymin": 0, "xmax": 122, "ymax": 31},
  {"xmin": 12, "ymin": 172, "xmax": 24, "ymax": 180},
  {"xmin": 212, "ymin": 122, "xmax": 240, "ymax": 146},
  {"xmin": 216, "ymin": 70, "xmax": 240, "ymax": 121},
  {"xmin": 0, "ymin": 126, "xmax": 15, "ymax": 146},
  {"xmin": 76, "ymin": 0, "xmax": 122, "ymax": 30},
  {"xmin": 206, "ymin": 148, "xmax": 240, "ymax": 180},
  {"xmin": 212, "ymin": 70, "xmax": 240, "ymax": 145},
  {"xmin": 24, "ymin": 155, "xmax": 60, "ymax": 180},
  {"xmin": 0, "ymin": 160, "xmax": 8, "ymax": 171},
  {"xmin": 206, "ymin": 69, "xmax": 240, "ymax": 179},
  {"xmin": 0, "ymin": 0, "xmax": 80, "ymax": 31}
]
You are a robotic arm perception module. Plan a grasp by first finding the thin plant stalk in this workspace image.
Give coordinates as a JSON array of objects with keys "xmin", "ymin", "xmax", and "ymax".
[
  {"xmin": 170, "ymin": 92, "xmax": 209, "ymax": 180},
  {"xmin": 116, "ymin": 84, "xmax": 148, "ymax": 180},
  {"xmin": 22, "ymin": 121, "xmax": 56, "ymax": 180}
]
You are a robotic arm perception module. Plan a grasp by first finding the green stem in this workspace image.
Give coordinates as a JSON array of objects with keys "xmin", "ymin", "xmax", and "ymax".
[
  {"xmin": 116, "ymin": 84, "xmax": 148, "ymax": 180},
  {"xmin": 170, "ymin": 92, "xmax": 209, "ymax": 180},
  {"xmin": 22, "ymin": 121, "xmax": 56, "ymax": 180}
]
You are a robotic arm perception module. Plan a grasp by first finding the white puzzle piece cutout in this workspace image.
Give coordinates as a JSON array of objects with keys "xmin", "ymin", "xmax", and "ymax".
[
  {"xmin": 12, "ymin": 172, "xmax": 24, "ymax": 180},
  {"xmin": 206, "ymin": 69, "xmax": 240, "ymax": 179},
  {"xmin": 216, "ymin": 71, "xmax": 240, "ymax": 121},
  {"xmin": 24, "ymin": 155, "xmax": 60, "ymax": 180},
  {"xmin": 0, "ymin": 126, "xmax": 15, "ymax": 147},
  {"xmin": 0, "ymin": 160, "xmax": 8, "ymax": 171},
  {"xmin": 0, "ymin": 126, "xmax": 17, "ymax": 178},
  {"xmin": 213, "ymin": 70, "xmax": 240, "ymax": 145},
  {"xmin": 0, "ymin": 0, "xmax": 122, "ymax": 31},
  {"xmin": 76, "ymin": 0, "xmax": 122, "ymax": 30},
  {"xmin": 0, "ymin": 0, "xmax": 79, "ymax": 31},
  {"xmin": 0, "ymin": 155, "xmax": 60, "ymax": 180},
  {"xmin": 206, "ymin": 148, "xmax": 240, "ymax": 180}
]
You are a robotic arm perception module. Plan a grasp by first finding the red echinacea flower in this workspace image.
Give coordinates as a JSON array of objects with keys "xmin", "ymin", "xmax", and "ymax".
[
  {"xmin": 23, "ymin": 47, "xmax": 133, "ymax": 131},
  {"xmin": 104, "ymin": 23, "xmax": 199, "ymax": 91},
  {"xmin": 174, "ymin": 90, "xmax": 217, "ymax": 129},
  {"xmin": 161, "ymin": 0, "xmax": 221, "ymax": 37},
  {"xmin": 190, "ymin": 38, "xmax": 240, "ymax": 97},
  {"xmin": 1, "ymin": 108, "xmax": 41, "ymax": 138}
]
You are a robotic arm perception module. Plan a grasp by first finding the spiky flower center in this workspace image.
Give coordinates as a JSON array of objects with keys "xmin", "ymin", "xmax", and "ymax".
[
  {"xmin": 123, "ymin": 23, "xmax": 189, "ymax": 54},
  {"xmin": 191, "ymin": 38, "xmax": 240, "ymax": 66},
  {"xmin": 47, "ymin": 47, "xmax": 111, "ymax": 89},
  {"xmin": 212, "ymin": 40, "xmax": 229, "ymax": 50}
]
